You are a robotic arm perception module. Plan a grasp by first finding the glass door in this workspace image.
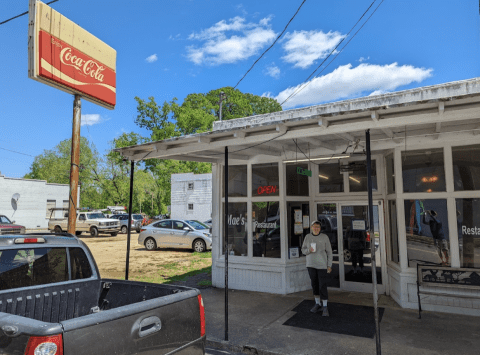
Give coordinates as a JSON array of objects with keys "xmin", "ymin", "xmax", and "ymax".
[{"xmin": 338, "ymin": 202, "xmax": 386, "ymax": 294}]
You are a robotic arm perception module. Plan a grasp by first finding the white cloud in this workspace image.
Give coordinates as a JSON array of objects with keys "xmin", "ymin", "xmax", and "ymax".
[
  {"xmin": 359, "ymin": 56, "xmax": 370, "ymax": 62},
  {"xmin": 81, "ymin": 114, "xmax": 102, "ymax": 126},
  {"xmin": 274, "ymin": 63, "xmax": 433, "ymax": 108},
  {"xmin": 145, "ymin": 54, "xmax": 158, "ymax": 63},
  {"xmin": 186, "ymin": 16, "xmax": 276, "ymax": 65},
  {"xmin": 265, "ymin": 63, "xmax": 280, "ymax": 79},
  {"xmin": 169, "ymin": 34, "xmax": 181, "ymax": 40},
  {"xmin": 282, "ymin": 30, "xmax": 345, "ymax": 69}
]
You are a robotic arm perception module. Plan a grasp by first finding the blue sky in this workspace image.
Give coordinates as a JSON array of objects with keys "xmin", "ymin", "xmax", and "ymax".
[{"xmin": 1, "ymin": 0, "xmax": 479, "ymax": 178}]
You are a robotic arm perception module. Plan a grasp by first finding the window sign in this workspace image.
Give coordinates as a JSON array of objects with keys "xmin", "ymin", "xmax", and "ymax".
[
  {"xmin": 297, "ymin": 167, "xmax": 312, "ymax": 177},
  {"xmin": 252, "ymin": 163, "xmax": 279, "ymax": 197},
  {"xmin": 456, "ymin": 198, "xmax": 480, "ymax": 268},
  {"xmin": 252, "ymin": 202, "xmax": 280, "ymax": 258},
  {"xmin": 351, "ymin": 219, "xmax": 366, "ymax": 231},
  {"xmin": 222, "ymin": 203, "xmax": 247, "ymax": 256}
]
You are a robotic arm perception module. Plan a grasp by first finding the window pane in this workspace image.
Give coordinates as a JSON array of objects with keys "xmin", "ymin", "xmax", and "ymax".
[
  {"xmin": 252, "ymin": 163, "xmax": 279, "ymax": 197},
  {"xmin": 318, "ymin": 163, "xmax": 344, "ymax": 193},
  {"xmin": 456, "ymin": 198, "xmax": 480, "ymax": 268},
  {"xmin": 252, "ymin": 202, "xmax": 280, "ymax": 258},
  {"xmin": 222, "ymin": 165, "xmax": 247, "ymax": 197},
  {"xmin": 173, "ymin": 221, "xmax": 186, "ymax": 230},
  {"xmin": 69, "ymin": 248, "xmax": 93, "ymax": 280},
  {"xmin": 386, "ymin": 154, "xmax": 395, "ymax": 194},
  {"xmin": 287, "ymin": 202, "xmax": 310, "ymax": 257},
  {"xmin": 402, "ymin": 149, "xmax": 446, "ymax": 193},
  {"xmin": 222, "ymin": 203, "xmax": 247, "ymax": 256},
  {"xmin": 317, "ymin": 203, "xmax": 340, "ymax": 288},
  {"xmin": 452, "ymin": 145, "xmax": 480, "ymax": 191},
  {"xmin": 404, "ymin": 199, "xmax": 450, "ymax": 268},
  {"xmin": 388, "ymin": 200, "xmax": 399, "ymax": 263},
  {"xmin": 156, "ymin": 220, "xmax": 172, "ymax": 229},
  {"xmin": 349, "ymin": 161, "xmax": 377, "ymax": 192},
  {"xmin": 286, "ymin": 163, "xmax": 309, "ymax": 196}
]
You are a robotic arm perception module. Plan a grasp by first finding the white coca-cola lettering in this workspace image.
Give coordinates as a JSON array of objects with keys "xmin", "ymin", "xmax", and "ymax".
[{"xmin": 60, "ymin": 47, "xmax": 105, "ymax": 82}]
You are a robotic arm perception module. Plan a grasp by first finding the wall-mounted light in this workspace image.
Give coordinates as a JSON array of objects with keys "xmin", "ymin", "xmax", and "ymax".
[
  {"xmin": 349, "ymin": 176, "xmax": 361, "ymax": 184},
  {"xmin": 426, "ymin": 189, "xmax": 432, "ymax": 193},
  {"xmin": 318, "ymin": 174, "xmax": 329, "ymax": 180},
  {"xmin": 422, "ymin": 176, "xmax": 438, "ymax": 183},
  {"xmin": 283, "ymin": 155, "xmax": 349, "ymax": 163}
]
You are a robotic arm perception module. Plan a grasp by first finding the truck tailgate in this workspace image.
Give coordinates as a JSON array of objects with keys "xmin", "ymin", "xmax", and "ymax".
[{"xmin": 61, "ymin": 288, "xmax": 204, "ymax": 355}]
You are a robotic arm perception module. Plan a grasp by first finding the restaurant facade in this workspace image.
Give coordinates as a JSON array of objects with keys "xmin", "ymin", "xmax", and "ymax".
[{"xmin": 117, "ymin": 78, "xmax": 480, "ymax": 315}]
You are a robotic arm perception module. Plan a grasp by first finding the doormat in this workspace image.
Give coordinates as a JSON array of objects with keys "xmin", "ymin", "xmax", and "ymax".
[{"xmin": 283, "ymin": 300, "xmax": 384, "ymax": 339}]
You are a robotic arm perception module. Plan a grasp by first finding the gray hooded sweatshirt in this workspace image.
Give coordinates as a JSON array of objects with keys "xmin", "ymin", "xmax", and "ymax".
[{"xmin": 301, "ymin": 233, "xmax": 333, "ymax": 269}]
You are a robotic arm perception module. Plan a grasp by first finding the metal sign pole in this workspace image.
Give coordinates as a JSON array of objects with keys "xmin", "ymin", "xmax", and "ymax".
[
  {"xmin": 224, "ymin": 146, "xmax": 229, "ymax": 341},
  {"xmin": 67, "ymin": 94, "xmax": 81, "ymax": 235},
  {"xmin": 125, "ymin": 160, "xmax": 135, "ymax": 280},
  {"xmin": 366, "ymin": 129, "xmax": 381, "ymax": 354}
]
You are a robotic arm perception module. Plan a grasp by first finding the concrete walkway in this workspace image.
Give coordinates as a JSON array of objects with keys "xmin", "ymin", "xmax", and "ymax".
[{"xmin": 201, "ymin": 287, "xmax": 480, "ymax": 355}]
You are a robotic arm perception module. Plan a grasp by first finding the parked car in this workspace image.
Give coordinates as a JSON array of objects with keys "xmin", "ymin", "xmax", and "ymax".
[
  {"xmin": 110, "ymin": 214, "xmax": 144, "ymax": 234},
  {"xmin": 139, "ymin": 219, "xmax": 212, "ymax": 252},
  {"xmin": 0, "ymin": 232, "xmax": 206, "ymax": 354},
  {"xmin": 48, "ymin": 209, "xmax": 120, "ymax": 237},
  {"xmin": 203, "ymin": 219, "xmax": 212, "ymax": 227},
  {"xmin": 0, "ymin": 215, "xmax": 25, "ymax": 235}
]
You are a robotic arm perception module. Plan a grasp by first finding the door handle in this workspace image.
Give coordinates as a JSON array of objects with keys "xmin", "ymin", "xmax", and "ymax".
[{"xmin": 138, "ymin": 316, "xmax": 162, "ymax": 338}]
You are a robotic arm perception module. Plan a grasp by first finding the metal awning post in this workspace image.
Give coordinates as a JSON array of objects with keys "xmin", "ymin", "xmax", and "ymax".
[
  {"xmin": 125, "ymin": 160, "xmax": 135, "ymax": 280},
  {"xmin": 224, "ymin": 146, "xmax": 229, "ymax": 341},
  {"xmin": 366, "ymin": 129, "xmax": 381, "ymax": 354}
]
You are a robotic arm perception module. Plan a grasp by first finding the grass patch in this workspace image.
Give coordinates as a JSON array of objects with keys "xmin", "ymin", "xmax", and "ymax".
[{"xmin": 197, "ymin": 280, "xmax": 212, "ymax": 287}]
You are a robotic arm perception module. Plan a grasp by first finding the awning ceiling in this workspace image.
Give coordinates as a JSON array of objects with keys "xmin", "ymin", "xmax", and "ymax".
[{"xmin": 115, "ymin": 78, "xmax": 480, "ymax": 163}]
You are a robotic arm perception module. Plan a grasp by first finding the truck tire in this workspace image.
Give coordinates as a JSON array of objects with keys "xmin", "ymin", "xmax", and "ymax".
[
  {"xmin": 75, "ymin": 231, "xmax": 82, "ymax": 236},
  {"xmin": 110, "ymin": 232, "xmax": 118, "ymax": 236},
  {"xmin": 121, "ymin": 226, "xmax": 128, "ymax": 234},
  {"xmin": 145, "ymin": 238, "xmax": 157, "ymax": 251},
  {"xmin": 54, "ymin": 226, "xmax": 62, "ymax": 234},
  {"xmin": 193, "ymin": 239, "xmax": 206, "ymax": 253},
  {"xmin": 90, "ymin": 227, "xmax": 99, "ymax": 238}
]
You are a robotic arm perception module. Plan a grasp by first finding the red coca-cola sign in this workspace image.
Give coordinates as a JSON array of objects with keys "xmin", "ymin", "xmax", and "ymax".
[{"xmin": 38, "ymin": 30, "xmax": 116, "ymax": 107}]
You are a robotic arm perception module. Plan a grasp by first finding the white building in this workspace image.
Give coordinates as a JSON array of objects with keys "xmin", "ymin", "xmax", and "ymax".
[
  {"xmin": 171, "ymin": 173, "xmax": 212, "ymax": 222},
  {"xmin": 118, "ymin": 77, "xmax": 480, "ymax": 316},
  {"xmin": 0, "ymin": 173, "xmax": 78, "ymax": 229}
]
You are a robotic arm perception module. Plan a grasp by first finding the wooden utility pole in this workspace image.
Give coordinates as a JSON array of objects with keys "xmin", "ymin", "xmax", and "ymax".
[{"xmin": 67, "ymin": 94, "xmax": 81, "ymax": 234}]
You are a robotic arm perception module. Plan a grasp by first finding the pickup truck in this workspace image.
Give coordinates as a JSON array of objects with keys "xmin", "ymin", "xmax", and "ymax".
[
  {"xmin": 0, "ymin": 233, "xmax": 206, "ymax": 354},
  {"xmin": 48, "ymin": 209, "xmax": 120, "ymax": 237},
  {"xmin": 0, "ymin": 215, "xmax": 25, "ymax": 235}
]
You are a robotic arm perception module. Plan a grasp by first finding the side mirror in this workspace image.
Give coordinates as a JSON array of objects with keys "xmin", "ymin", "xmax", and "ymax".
[{"xmin": 183, "ymin": 227, "xmax": 191, "ymax": 231}]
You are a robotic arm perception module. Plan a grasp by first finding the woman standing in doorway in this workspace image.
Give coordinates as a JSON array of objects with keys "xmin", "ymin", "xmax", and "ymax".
[{"xmin": 301, "ymin": 220, "xmax": 333, "ymax": 316}]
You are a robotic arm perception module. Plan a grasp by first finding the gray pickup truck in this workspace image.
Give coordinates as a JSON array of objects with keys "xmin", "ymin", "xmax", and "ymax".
[{"xmin": 0, "ymin": 233, "xmax": 206, "ymax": 354}]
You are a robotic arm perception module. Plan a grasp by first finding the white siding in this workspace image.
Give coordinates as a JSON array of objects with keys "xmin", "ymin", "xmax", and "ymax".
[
  {"xmin": 171, "ymin": 173, "xmax": 212, "ymax": 222},
  {"xmin": 0, "ymin": 175, "xmax": 78, "ymax": 229}
]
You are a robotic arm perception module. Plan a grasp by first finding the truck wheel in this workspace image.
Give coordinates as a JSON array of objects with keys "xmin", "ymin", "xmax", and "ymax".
[
  {"xmin": 193, "ymin": 239, "xmax": 206, "ymax": 253},
  {"xmin": 54, "ymin": 226, "xmax": 62, "ymax": 234},
  {"xmin": 145, "ymin": 238, "xmax": 157, "ymax": 251},
  {"xmin": 344, "ymin": 249, "xmax": 352, "ymax": 262},
  {"xmin": 110, "ymin": 232, "xmax": 118, "ymax": 236},
  {"xmin": 90, "ymin": 227, "xmax": 99, "ymax": 238},
  {"xmin": 75, "ymin": 231, "xmax": 82, "ymax": 236},
  {"xmin": 121, "ymin": 226, "xmax": 128, "ymax": 234}
]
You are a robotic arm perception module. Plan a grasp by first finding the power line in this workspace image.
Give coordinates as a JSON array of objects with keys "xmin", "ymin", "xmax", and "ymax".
[
  {"xmin": 0, "ymin": 0, "xmax": 60, "ymax": 26},
  {"xmin": 233, "ymin": 0, "xmax": 307, "ymax": 89},
  {"xmin": 280, "ymin": 0, "xmax": 384, "ymax": 107},
  {"xmin": 0, "ymin": 146, "xmax": 36, "ymax": 158}
]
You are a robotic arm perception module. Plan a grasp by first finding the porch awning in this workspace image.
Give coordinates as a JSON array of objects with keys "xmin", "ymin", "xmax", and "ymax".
[{"xmin": 115, "ymin": 77, "xmax": 480, "ymax": 163}]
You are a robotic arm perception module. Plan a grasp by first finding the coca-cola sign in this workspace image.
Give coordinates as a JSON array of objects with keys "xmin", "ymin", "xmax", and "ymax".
[{"xmin": 28, "ymin": 0, "xmax": 116, "ymax": 109}]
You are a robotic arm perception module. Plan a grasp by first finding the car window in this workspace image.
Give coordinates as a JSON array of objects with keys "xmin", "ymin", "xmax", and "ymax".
[
  {"xmin": 88, "ymin": 213, "xmax": 106, "ymax": 219},
  {"xmin": 186, "ymin": 220, "xmax": 207, "ymax": 230},
  {"xmin": 133, "ymin": 214, "xmax": 143, "ymax": 220},
  {"xmin": 69, "ymin": 248, "xmax": 93, "ymax": 280},
  {"xmin": 154, "ymin": 220, "xmax": 172, "ymax": 229},
  {"xmin": 0, "ymin": 248, "xmax": 68, "ymax": 290},
  {"xmin": 79, "ymin": 214, "xmax": 86, "ymax": 220},
  {"xmin": 0, "ymin": 216, "xmax": 11, "ymax": 224},
  {"xmin": 173, "ymin": 221, "xmax": 186, "ymax": 230}
]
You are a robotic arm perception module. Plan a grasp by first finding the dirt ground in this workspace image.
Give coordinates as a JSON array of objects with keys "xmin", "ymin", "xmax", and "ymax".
[{"xmin": 79, "ymin": 231, "xmax": 212, "ymax": 288}]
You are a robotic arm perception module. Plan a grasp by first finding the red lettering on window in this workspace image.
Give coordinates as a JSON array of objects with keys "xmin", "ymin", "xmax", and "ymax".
[{"xmin": 257, "ymin": 185, "xmax": 278, "ymax": 195}]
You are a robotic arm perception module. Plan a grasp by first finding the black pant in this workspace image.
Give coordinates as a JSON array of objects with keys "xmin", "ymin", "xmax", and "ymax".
[
  {"xmin": 351, "ymin": 249, "xmax": 364, "ymax": 269},
  {"xmin": 307, "ymin": 267, "xmax": 329, "ymax": 300}
]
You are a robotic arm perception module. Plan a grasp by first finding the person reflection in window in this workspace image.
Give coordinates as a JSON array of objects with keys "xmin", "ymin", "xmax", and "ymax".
[
  {"xmin": 346, "ymin": 226, "xmax": 366, "ymax": 275},
  {"xmin": 422, "ymin": 210, "xmax": 449, "ymax": 265}
]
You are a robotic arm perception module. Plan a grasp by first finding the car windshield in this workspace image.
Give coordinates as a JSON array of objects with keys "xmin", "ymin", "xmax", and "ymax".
[
  {"xmin": 133, "ymin": 214, "xmax": 143, "ymax": 220},
  {"xmin": 0, "ymin": 216, "xmax": 12, "ymax": 224},
  {"xmin": 186, "ymin": 220, "xmax": 208, "ymax": 230},
  {"xmin": 88, "ymin": 213, "xmax": 106, "ymax": 219}
]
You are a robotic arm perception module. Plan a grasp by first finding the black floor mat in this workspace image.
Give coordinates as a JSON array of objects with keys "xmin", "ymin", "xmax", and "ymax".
[{"xmin": 283, "ymin": 300, "xmax": 384, "ymax": 339}]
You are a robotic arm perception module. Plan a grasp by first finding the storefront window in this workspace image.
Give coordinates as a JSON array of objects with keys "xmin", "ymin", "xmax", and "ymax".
[
  {"xmin": 286, "ymin": 163, "xmax": 309, "ymax": 196},
  {"xmin": 252, "ymin": 202, "xmax": 280, "ymax": 258},
  {"xmin": 348, "ymin": 161, "xmax": 377, "ymax": 192},
  {"xmin": 456, "ymin": 199, "xmax": 480, "ymax": 268},
  {"xmin": 402, "ymin": 149, "xmax": 446, "ymax": 193},
  {"xmin": 221, "ymin": 203, "xmax": 247, "ymax": 256},
  {"xmin": 452, "ymin": 145, "xmax": 480, "ymax": 191},
  {"xmin": 252, "ymin": 163, "xmax": 279, "ymax": 197},
  {"xmin": 287, "ymin": 202, "xmax": 310, "ymax": 257},
  {"xmin": 404, "ymin": 199, "xmax": 450, "ymax": 268},
  {"xmin": 222, "ymin": 165, "xmax": 247, "ymax": 197},
  {"xmin": 386, "ymin": 154, "xmax": 395, "ymax": 194},
  {"xmin": 318, "ymin": 163, "xmax": 344, "ymax": 193},
  {"xmin": 388, "ymin": 200, "xmax": 399, "ymax": 263}
]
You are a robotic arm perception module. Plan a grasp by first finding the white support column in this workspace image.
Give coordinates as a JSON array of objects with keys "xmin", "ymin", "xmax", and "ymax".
[
  {"xmin": 247, "ymin": 161, "xmax": 253, "ymax": 258},
  {"xmin": 279, "ymin": 161, "xmax": 288, "ymax": 263},
  {"xmin": 394, "ymin": 148, "xmax": 409, "ymax": 271}
]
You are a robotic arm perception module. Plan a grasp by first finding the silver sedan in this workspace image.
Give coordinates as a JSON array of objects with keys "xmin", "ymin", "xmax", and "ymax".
[{"xmin": 138, "ymin": 219, "xmax": 212, "ymax": 252}]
